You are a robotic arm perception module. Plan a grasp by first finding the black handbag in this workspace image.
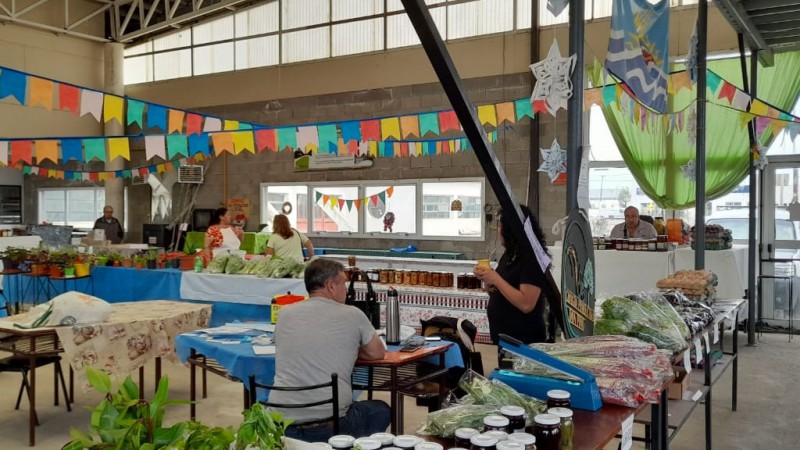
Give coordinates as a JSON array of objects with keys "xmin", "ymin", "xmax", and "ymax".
[{"xmin": 345, "ymin": 270, "xmax": 381, "ymax": 329}]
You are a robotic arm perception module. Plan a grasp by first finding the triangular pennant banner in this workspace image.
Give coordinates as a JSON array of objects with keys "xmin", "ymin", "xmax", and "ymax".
[
  {"xmin": 145, "ymin": 135, "xmax": 167, "ymax": 160},
  {"xmin": 35, "ymin": 140, "xmax": 58, "ymax": 164},
  {"xmin": 167, "ymin": 134, "xmax": 189, "ymax": 158},
  {"xmin": 103, "ymin": 94, "xmax": 125, "ymax": 124},
  {"xmin": 29, "ymin": 77, "xmax": 54, "ymax": 110},
  {"xmin": 168, "ymin": 109, "xmax": 186, "ymax": 134},
  {"xmin": 108, "ymin": 137, "xmax": 131, "ymax": 161},
  {"xmin": 80, "ymin": 90, "xmax": 103, "ymax": 121}
]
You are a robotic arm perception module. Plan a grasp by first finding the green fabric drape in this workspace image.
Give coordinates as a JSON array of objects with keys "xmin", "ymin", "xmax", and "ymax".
[{"xmin": 600, "ymin": 51, "xmax": 800, "ymax": 209}]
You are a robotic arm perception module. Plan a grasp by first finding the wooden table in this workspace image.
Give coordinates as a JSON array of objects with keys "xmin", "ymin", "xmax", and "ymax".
[{"xmin": 353, "ymin": 343, "xmax": 452, "ymax": 434}]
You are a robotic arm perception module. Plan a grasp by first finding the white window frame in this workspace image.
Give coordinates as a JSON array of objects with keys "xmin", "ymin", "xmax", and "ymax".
[
  {"xmin": 259, "ymin": 177, "xmax": 485, "ymax": 241},
  {"xmin": 37, "ymin": 187, "xmax": 129, "ymax": 230}
]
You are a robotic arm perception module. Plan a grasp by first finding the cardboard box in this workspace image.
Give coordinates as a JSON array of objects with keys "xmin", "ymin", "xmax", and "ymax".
[{"xmin": 668, "ymin": 367, "xmax": 691, "ymax": 400}]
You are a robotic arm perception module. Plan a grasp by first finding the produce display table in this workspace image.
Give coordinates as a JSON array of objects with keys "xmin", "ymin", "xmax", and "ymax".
[{"xmin": 673, "ymin": 246, "xmax": 748, "ymax": 300}]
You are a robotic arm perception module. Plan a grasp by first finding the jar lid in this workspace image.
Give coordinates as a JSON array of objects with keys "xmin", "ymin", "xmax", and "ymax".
[
  {"xmin": 354, "ymin": 438, "xmax": 382, "ymax": 450},
  {"xmin": 546, "ymin": 389, "xmax": 570, "ymax": 400},
  {"xmin": 500, "ymin": 405, "xmax": 526, "ymax": 417},
  {"xmin": 313, "ymin": 444, "xmax": 333, "ymax": 450},
  {"xmin": 547, "ymin": 407, "xmax": 573, "ymax": 418},
  {"xmin": 484, "ymin": 414, "xmax": 510, "ymax": 427},
  {"xmin": 454, "ymin": 428, "xmax": 479, "ymax": 439},
  {"xmin": 328, "ymin": 435, "xmax": 355, "ymax": 448},
  {"xmin": 507, "ymin": 433, "xmax": 536, "ymax": 445},
  {"xmin": 470, "ymin": 434, "xmax": 499, "ymax": 447},
  {"xmin": 414, "ymin": 443, "xmax": 443, "ymax": 450},
  {"xmin": 533, "ymin": 413, "xmax": 561, "ymax": 426},
  {"xmin": 393, "ymin": 435, "xmax": 422, "ymax": 448},
  {"xmin": 496, "ymin": 441, "xmax": 525, "ymax": 450},
  {"xmin": 371, "ymin": 433, "xmax": 396, "ymax": 445},
  {"xmin": 484, "ymin": 431, "xmax": 508, "ymax": 442}
]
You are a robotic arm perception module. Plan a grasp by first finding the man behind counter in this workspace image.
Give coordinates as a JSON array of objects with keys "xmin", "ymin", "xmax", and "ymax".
[{"xmin": 609, "ymin": 206, "xmax": 658, "ymax": 239}]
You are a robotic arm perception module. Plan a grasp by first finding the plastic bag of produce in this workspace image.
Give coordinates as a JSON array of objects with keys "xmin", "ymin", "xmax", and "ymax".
[
  {"xmin": 594, "ymin": 296, "xmax": 687, "ymax": 352},
  {"xmin": 457, "ymin": 370, "xmax": 545, "ymax": 424},
  {"xmin": 206, "ymin": 255, "xmax": 229, "ymax": 274},
  {"xmin": 224, "ymin": 255, "xmax": 246, "ymax": 274},
  {"xmin": 660, "ymin": 289, "xmax": 716, "ymax": 334},
  {"xmin": 627, "ymin": 291, "xmax": 691, "ymax": 339},
  {"xmin": 416, "ymin": 404, "xmax": 499, "ymax": 437},
  {"xmin": 272, "ymin": 258, "xmax": 299, "ymax": 278}
]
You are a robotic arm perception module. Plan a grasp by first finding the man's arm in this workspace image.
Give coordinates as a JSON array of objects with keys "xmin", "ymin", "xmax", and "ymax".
[{"xmin": 358, "ymin": 333, "xmax": 385, "ymax": 360}]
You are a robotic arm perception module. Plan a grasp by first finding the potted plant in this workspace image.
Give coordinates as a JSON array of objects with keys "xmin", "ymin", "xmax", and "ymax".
[
  {"xmin": 48, "ymin": 249, "xmax": 78, "ymax": 277},
  {"xmin": 147, "ymin": 248, "xmax": 159, "ymax": 269},
  {"xmin": 63, "ymin": 367, "xmax": 291, "ymax": 450},
  {"xmin": 0, "ymin": 247, "xmax": 31, "ymax": 271},
  {"xmin": 133, "ymin": 256, "xmax": 147, "ymax": 270}
]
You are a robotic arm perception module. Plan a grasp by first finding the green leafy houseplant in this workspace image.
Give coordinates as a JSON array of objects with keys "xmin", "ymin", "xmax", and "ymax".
[{"xmin": 63, "ymin": 367, "xmax": 291, "ymax": 450}]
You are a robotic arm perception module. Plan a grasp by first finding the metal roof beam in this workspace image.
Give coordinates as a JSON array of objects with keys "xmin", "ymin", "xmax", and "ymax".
[
  {"xmin": 750, "ymin": 7, "xmax": 800, "ymax": 21},
  {"xmin": 743, "ymin": 0, "xmax": 800, "ymax": 11},
  {"xmin": 758, "ymin": 20, "xmax": 800, "ymax": 32},
  {"xmin": 715, "ymin": 0, "xmax": 775, "ymax": 65}
]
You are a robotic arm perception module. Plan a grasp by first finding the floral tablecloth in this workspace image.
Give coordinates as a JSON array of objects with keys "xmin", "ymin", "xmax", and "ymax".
[{"xmin": 56, "ymin": 300, "xmax": 211, "ymax": 382}]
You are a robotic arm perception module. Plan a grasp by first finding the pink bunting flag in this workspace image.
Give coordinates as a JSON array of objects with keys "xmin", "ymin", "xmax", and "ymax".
[
  {"xmin": 79, "ymin": 89, "xmax": 103, "ymax": 121},
  {"xmin": 717, "ymin": 82, "xmax": 736, "ymax": 103},
  {"xmin": 296, "ymin": 126, "xmax": 319, "ymax": 151},
  {"xmin": 145, "ymin": 135, "xmax": 166, "ymax": 160},
  {"xmin": 203, "ymin": 117, "xmax": 222, "ymax": 132},
  {"xmin": 0, "ymin": 142, "xmax": 7, "ymax": 166}
]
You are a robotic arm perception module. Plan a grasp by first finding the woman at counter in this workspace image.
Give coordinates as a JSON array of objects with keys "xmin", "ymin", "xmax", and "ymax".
[
  {"xmin": 204, "ymin": 207, "xmax": 243, "ymax": 257},
  {"xmin": 474, "ymin": 205, "xmax": 550, "ymax": 345},
  {"xmin": 265, "ymin": 214, "xmax": 314, "ymax": 263}
]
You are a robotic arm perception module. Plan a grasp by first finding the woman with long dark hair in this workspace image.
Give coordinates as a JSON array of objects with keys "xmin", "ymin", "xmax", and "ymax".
[
  {"xmin": 203, "ymin": 207, "xmax": 243, "ymax": 257},
  {"xmin": 474, "ymin": 205, "xmax": 551, "ymax": 344}
]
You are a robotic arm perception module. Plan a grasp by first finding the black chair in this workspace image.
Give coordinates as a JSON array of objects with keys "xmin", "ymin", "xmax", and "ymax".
[
  {"xmin": 248, "ymin": 373, "xmax": 340, "ymax": 434},
  {"xmin": 0, "ymin": 355, "xmax": 72, "ymax": 425}
]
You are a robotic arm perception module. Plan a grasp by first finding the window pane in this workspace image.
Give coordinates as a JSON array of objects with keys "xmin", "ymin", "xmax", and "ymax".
[
  {"xmin": 193, "ymin": 43, "xmax": 235, "ymax": 75},
  {"xmin": 587, "ymin": 167, "xmax": 666, "ymax": 236},
  {"xmin": 236, "ymin": 36, "xmax": 279, "ymax": 70},
  {"xmin": 263, "ymin": 185, "xmax": 310, "ymax": 233},
  {"xmin": 124, "ymin": 42, "xmax": 152, "ymax": 56},
  {"xmin": 448, "ymin": 0, "xmax": 514, "ymax": 40},
  {"xmin": 333, "ymin": 0, "xmax": 383, "ymax": 21},
  {"xmin": 589, "ymin": 105, "xmax": 623, "ymax": 161},
  {"xmin": 282, "ymin": 27, "xmax": 330, "ymax": 63},
  {"xmin": 593, "ymin": 0, "xmax": 613, "ymax": 19},
  {"xmin": 67, "ymin": 190, "xmax": 98, "ymax": 228},
  {"xmin": 365, "ymin": 185, "xmax": 416, "ymax": 234},
  {"xmin": 332, "ymin": 19, "xmax": 384, "ymax": 57},
  {"xmin": 312, "ymin": 187, "xmax": 359, "ymax": 233},
  {"xmin": 516, "ymin": 0, "xmax": 532, "ymax": 29},
  {"xmin": 153, "ymin": 31, "xmax": 191, "ymax": 51},
  {"xmin": 235, "ymin": 2, "xmax": 279, "ymax": 38},
  {"xmin": 421, "ymin": 181, "xmax": 483, "ymax": 237},
  {"xmin": 283, "ymin": 0, "xmax": 330, "ymax": 29},
  {"xmin": 193, "ymin": 16, "xmax": 234, "ymax": 45},
  {"xmin": 124, "ymin": 55, "xmax": 153, "ymax": 84},
  {"xmin": 154, "ymin": 49, "xmax": 192, "ymax": 81},
  {"xmin": 387, "ymin": 13, "xmax": 420, "ymax": 48},
  {"xmin": 40, "ymin": 191, "xmax": 66, "ymax": 225}
]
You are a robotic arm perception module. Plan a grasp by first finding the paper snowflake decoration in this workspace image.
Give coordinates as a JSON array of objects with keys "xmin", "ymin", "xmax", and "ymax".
[
  {"xmin": 681, "ymin": 159, "xmax": 696, "ymax": 181},
  {"xmin": 753, "ymin": 144, "xmax": 769, "ymax": 170},
  {"xmin": 538, "ymin": 139, "xmax": 567, "ymax": 183},
  {"xmin": 530, "ymin": 40, "xmax": 576, "ymax": 116},
  {"xmin": 686, "ymin": 22, "xmax": 699, "ymax": 83}
]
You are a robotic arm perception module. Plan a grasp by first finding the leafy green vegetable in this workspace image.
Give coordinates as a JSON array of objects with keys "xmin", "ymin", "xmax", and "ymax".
[
  {"xmin": 225, "ymin": 255, "xmax": 246, "ymax": 274},
  {"xmin": 206, "ymin": 255, "xmax": 229, "ymax": 274}
]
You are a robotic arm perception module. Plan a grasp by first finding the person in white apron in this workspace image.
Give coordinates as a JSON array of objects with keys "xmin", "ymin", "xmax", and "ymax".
[{"xmin": 204, "ymin": 207, "xmax": 243, "ymax": 258}]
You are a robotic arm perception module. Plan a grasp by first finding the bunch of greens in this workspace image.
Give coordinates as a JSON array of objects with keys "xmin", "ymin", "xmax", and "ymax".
[
  {"xmin": 458, "ymin": 371, "xmax": 546, "ymax": 424},
  {"xmin": 206, "ymin": 255, "xmax": 229, "ymax": 274},
  {"xmin": 594, "ymin": 296, "xmax": 687, "ymax": 352},
  {"xmin": 416, "ymin": 404, "xmax": 498, "ymax": 437},
  {"xmin": 224, "ymin": 255, "xmax": 247, "ymax": 274}
]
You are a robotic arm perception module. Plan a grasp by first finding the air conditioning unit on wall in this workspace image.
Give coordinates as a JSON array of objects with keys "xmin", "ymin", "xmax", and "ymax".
[{"xmin": 178, "ymin": 165, "xmax": 204, "ymax": 184}]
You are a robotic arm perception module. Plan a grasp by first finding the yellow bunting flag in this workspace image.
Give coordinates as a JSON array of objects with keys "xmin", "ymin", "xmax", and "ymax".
[
  {"xmin": 414, "ymin": 142, "xmax": 422, "ymax": 157},
  {"xmin": 400, "ymin": 115, "xmax": 420, "ymax": 138},
  {"xmin": 98, "ymin": 173, "xmax": 107, "ymax": 182},
  {"xmin": 495, "ymin": 102, "xmax": 516, "ymax": 125},
  {"xmin": 380, "ymin": 118, "xmax": 401, "ymax": 140},
  {"xmin": 329, "ymin": 197, "xmax": 337, "ymax": 209},
  {"xmin": 211, "ymin": 133, "xmax": 235, "ymax": 155},
  {"xmin": 232, "ymin": 131, "xmax": 255, "ymax": 154},
  {"xmin": 738, "ymin": 112, "xmax": 755, "ymax": 128},
  {"xmin": 103, "ymin": 95, "xmax": 124, "ymax": 124},
  {"xmin": 157, "ymin": 164, "xmax": 167, "ymax": 174},
  {"xmin": 35, "ymin": 140, "xmax": 58, "ymax": 164},
  {"xmin": 368, "ymin": 141, "xmax": 378, "ymax": 157},
  {"xmin": 108, "ymin": 137, "xmax": 131, "ymax": 161},
  {"xmin": 750, "ymin": 100, "xmax": 768, "ymax": 117},
  {"xmin": 224, "ymin": 120, "xmax": 240, "ymax": 131},
  {"xmin": 477, "ymin": 105, "xmax": 497, "ymax": 127},
  {"xmin": 48, "ymin": 169, "xmax": 57, "ymax": 178},
  {"xmin": 29, "ymin": 78, "xmax": 54, "ymax": 110},
  {"xmin": 168, "ymin": 109, "xmax": 185, "ymax": 133}
]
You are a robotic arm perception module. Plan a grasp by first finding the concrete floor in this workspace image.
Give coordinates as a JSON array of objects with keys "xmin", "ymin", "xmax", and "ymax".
[{"xmin": 0, "ymin": 331, "xmax": 797, "ymax": 449}]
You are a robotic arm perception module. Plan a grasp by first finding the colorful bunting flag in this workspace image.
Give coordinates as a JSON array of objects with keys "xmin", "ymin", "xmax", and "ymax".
[
  {"xmin": 0, "ymin": 142, "xmax": 7, "ymax": 166},
  {"xmin": 381, "ymin": 118, "xmax": 401, "ymax": 140},
  {"xmin": 84, "ymin": 138, "xmax": 106, "ymax": 162},
  {"xmin": 61, "ymin": 139, "xmax": 82, "ymax": 161},
  {"xmin": 477, "ymin": 105, "xmax": 497, "ymax": 127},
  {"xmin": 58, "ymin": 84, "xmax": 80, "ymax": 114},
  {"xmin": 104, "ymin": 95, "xmax": 125, "ymax": 124},
  {"xmin": 80, "ymin": 90, "xmax": 103, "ymax": 121},
  {"xmin": 438, "ymin": 111, "xmax": 460, "ymax": 132},
  {"xmin": 0, "ymin": 69, "xmax": 27, "ymax": 104},
  {"xmin": 495, "ymin": 102, "xmax": 515, "ymax": 125},
  {"xmin": 145, "ymin": 135, "xmax": 166, "ymax": 160},
  {"xmin": 212, "ymin": 132, "xmax": 235, "ymax": 155},
  {"xmin": 232, "ymin": 131, "xmax": 255, "ymax": 154},
  {"xmin": 224, "ymin": 120, "xmax": 239, "ymax": 131},
  {"xmin": 514, "ymin": 99, "xmax": 533, "ymax": 120},
  {"xmin": 400, "ymin": 115, "xmax": 420, "ymax": 138},
  {"xmin": 127, "ymin": 100, "xmax": 146, "ymax": 127},
  {"xmin": 203, "ymin": 117, "xmax": 222, "ymax": 132},
  {"xmin": 29, "ymin": 77, "xmax": 54, "ymax": 110},
  {"xmin": 168, "ymin": 109, "xmax": 185, "ymax": 134},
  {"xmin": 167, "ymin": 134, "xmax": 189, "ymax": 158},
  {"xmin": 108, "ymin": 137, "xmax": 130, "ymax": 161},
  {"xmin": 318, "ymin": 124, "xmax": 338, "ymax": 153},
  {"xmin": 148, "ymin": 104, "xmax": 168, "ymax": 131},
  {"xmin": 277, "ymin": 127, "xmax": 297, "ymax": 151},
  {"xmin": 35, "ymin": 140, "xmax": 58, "ymax": 163},
  {"xmin": 10, "ymin": 141, "xmax": 33, "ymax": 165},
  {"xmin": 297, "ymin": 126, "xmax": 319, "ymax": 151},
  {"xmin": 186, "ymin": 113, "xmax": 203, "ymax": 135},
  {"xmin": 361, "ymin": 120, "xmax": 381, "ymax": 141},
  {"xmin": 255, "ymin": 129, "xmax": 276, "ymax": 152},
  {"xmin": 340, "ymin": 121, "xmax": 362, "ymax": 143},
  {"xmin": 188, "ymin": 133, "xmax": 210, "ymax": 156},
  {"xmin": 419, "ymin": 112, "xmax": 440, "ymax": 136}
]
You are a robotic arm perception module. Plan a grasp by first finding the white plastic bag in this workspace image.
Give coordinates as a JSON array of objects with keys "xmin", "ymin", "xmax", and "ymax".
[{"xmin": 23, "ymin": 291, "xmax": 112, "ymax": 327}]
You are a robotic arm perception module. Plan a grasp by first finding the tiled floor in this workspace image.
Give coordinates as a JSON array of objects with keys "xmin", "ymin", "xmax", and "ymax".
[{"xmin": 0, "ymin": 333, "xmax": 797, "ymax": 449}]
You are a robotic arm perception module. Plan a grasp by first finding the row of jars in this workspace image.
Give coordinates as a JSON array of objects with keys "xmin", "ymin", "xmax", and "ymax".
[
  {"xmin": 608, "ymin": 236, "xmax": 669, "ymax": 252},
  {"xmin": 358, "ymin": 269, "xmax": 486, "ymax": 290}
]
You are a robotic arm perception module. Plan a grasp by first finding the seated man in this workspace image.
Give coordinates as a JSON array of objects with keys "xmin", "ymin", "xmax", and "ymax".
[
  {"xmin": 271, "ymin": 258, "xmax": 390, "ymax": 441},
  {"xmin": 609, "ymin": 206, "xmax": 658, "ymax": 239}
]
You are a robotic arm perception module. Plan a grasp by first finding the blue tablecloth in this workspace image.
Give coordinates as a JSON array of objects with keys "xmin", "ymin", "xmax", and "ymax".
[{"xmin": 92, "ymin": 266, "xmax": 183, "ymax": 301}]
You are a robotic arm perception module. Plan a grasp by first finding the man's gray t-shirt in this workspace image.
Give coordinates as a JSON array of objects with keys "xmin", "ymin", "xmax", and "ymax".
[{"xmin": 270, "ymin": 297, "xmax": 377, "ymax": 423}]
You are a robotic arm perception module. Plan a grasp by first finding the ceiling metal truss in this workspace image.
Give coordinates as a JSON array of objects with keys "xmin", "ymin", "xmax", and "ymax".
[{"xmin": 0, "ymin": 0, "xmax": 112, "ymax": 42}]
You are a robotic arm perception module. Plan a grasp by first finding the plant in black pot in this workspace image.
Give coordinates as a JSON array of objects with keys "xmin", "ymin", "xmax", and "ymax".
[{"xmin": 0, "ymin": 247, "xmax": 31, "ymax": 271}]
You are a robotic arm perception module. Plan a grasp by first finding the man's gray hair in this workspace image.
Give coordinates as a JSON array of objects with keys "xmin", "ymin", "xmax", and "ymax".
[{"xmin": 304, "ymin": 258, "xmax": 345, "ymax": 292}]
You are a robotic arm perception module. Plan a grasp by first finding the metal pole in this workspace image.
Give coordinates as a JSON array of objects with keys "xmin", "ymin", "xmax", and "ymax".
[
  {"xmin": 527, "ymin": 0, "xmax": 540, "ymax": 214},
  {"xmin": 566, "ymin": 0, "xmax": 585, "ymax": 212},
  {"xmin": 695, "ymin": 0, "xmax": 708, "ymax": 269},
  {"xmin": 749, "ymin": 49, "xmax": 760, "ymax": 345}
]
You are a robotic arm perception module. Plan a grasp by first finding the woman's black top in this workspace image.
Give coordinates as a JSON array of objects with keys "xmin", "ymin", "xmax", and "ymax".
[{"xmin": 486, "ymin": 251, "xmax": 547, "ymax": 345}]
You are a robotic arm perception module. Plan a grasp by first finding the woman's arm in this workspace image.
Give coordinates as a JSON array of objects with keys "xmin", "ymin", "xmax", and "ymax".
[
  {"xmin": 474, "ymin": 266, "xmax": 542, "ymax": 313},
  {"xmin": 233, "ymin": 226, "xmax": 244, "ymax": 239},
  {"xmin": 304, "ymin": 240, "xmax": 315, "ymax": 257},
  {"xmin": 264, "ymin": 247, "xmax": 274, "ymax": 256}
]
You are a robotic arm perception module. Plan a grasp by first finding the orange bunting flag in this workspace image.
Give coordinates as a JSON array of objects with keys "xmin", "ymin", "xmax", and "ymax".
[
  {"xmin": 477, "ymin": 105, "xmax": 497, "ymax": 127},
  {"xmin": 34, "ymin": 140, "xmax": 58, "ymax": 164},
  {"xmin": 322, "ymin": 195, "xmax": 329, "ymax": 204},
  {"xmin": 211, "ymin": 132, "xmax": 235, "ymax": 155},
  {"xmin": 583, "ymin": 89, "xmax": 602, "ymax": 110},
  {"xmin": 354, "ymin": 199, "xmax": 362, "ymax": 210},
  {"xmin": 29, "ymin": 77, "xmax": 54, "ymax": 110},
  {"xmin": 103, "ymin": 94, "xmax": 124, "ymax": 124},
  {"xmin": 671, "ymin": 72, "xmax": 692, "ymax": 93},
  {"xmin": 108, "ymin": 137, "xmax": 131, "ymax": 161},
  {"xmin": 400, "ymin": 115, "xmax": 420, "ymax": 138},
  {"xmin": 168, "ymin": 109, "xmax": 185, "ymax": 134},
  {"xmin": 387, "ymin": 186, "xmax": 394, "ymax": 197},
  {"xmin": 10, "ymin": 141, "xmax": 33, "ymax": 165},
  {"xmin": 495, "ymin": 102, "xmax": 516, "ymax": 125}
]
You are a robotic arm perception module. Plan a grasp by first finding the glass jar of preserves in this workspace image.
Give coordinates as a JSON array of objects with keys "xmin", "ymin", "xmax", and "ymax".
[
  {"xmin": 546, "ymin": 408, "xmax": 573, "ymax": 450},
  {"xmin": 469, "ymin": 434, "xmax": 499, "ymax": 450},
  {"xmin": 354, "ymin": 438, "xmax": 382, "ymax": 450},
  {"xmin": 370, "ymin": 433, "xmax": 395, "ymax": 448},
  {"xmin": 483, "ymin": 414, "xmax": 510, "ymax": 432},
  {"xmin": 432, "ymin": 272, "xmax": 441, "ymax": 287},
  {"xmin": 484, "ymin": 431, "xmax": 508, "ymax": 443},
  {"xmin": 403, "ymin": 270, "xmax": 412, "ymax": 285},
  {"xmin": 508, "ymin": 433, "xmax": 536, "ymax": 450},
  {"xmin": 500, "ymin": 405, "xmax": 527, "ymax": 433},
  {"xmin": 457, "ymin": 273, "xmax": 467, "ymax": 289},
  {"xmin": 546, "ymin": 390, "xmax": 571, "ymax": 409},
  {"xmin": 496, "ymin": 441, "xmax": 525, "ymax": 450},
  {"xmin": 647, "ymin": 239, "xmax": 656, "ymax": 252},
  {"xmin": 532, "ymin": 414, "xmax": 561, "ymax": 450},
  {"xmin": 410, "ymin": 270, "xmax": 419, "ymax": 285},
  {"xmin": 465, "ymin": 273, "xmax": 476, "ymax": 289},
  {"xmin": 379, "ymin": 269, "xmax": 389, "ymax": 284},
  {"xmin": 442, "ymin": 272, "xmax": 452, "ymax": 288},
  {"xmin": 454, "ymin": 428, "xmax": 480, "ymax": 448},
  {"xmin": 328, "ymin": 435, "xmax": 356, "ymax": 450},
  {"xmin": 414, "ymin": 443, "xmax": 443, "ymax": 450},
  {"xmin": 657, "ymin": 234, "xmax": 668, "ymax": 251},
  {"xmin": 392, "ymin": 435, "xmax": 421, "ymax": 450},
  {"xmin": 395, "ymin": 270, "xmax": 404, "ymax": 284}
]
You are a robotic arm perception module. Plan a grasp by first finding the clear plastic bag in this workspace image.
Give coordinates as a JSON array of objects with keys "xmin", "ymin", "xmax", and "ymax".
[
  {"xmin": 457, "ymin": 370, "xmax": 546, "ymax": 423},
  {"xmin": 416, "ymin": 404, "xmax": 498, "ymax": 437},
  {"xmin": 594, "ymin": 295, "xmax": 688, "ymax": 352}
]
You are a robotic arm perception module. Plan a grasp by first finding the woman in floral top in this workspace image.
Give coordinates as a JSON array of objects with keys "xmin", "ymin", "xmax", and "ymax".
[{"xmin": 204, "ymin": 207, "xmax": 243, "ymax": 258}]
